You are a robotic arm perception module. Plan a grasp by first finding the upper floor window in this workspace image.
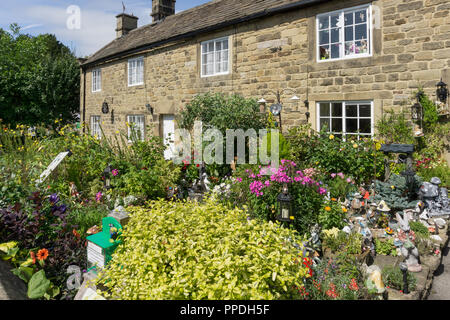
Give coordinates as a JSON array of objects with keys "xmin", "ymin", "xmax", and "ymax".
[
  {"xmin": 92, "ymin": 69, "xmax": 101, "ymax": 92},
  {"xmin": 317, "ymin": 101, "xmax": 373, "ymax": 140},
  {"xmin": 201, "ymin": 37, "xmax": 229, "ymax": 77},
  {"xmin": 127, "ymin": 115, "xmax": 145, "ymax": 142},
  {"xmin": 128, "ymin": 57, "xmax": 144, "ymax": 86},
  {"xmin": 317, "ymin": 5, "xmax": 371, "ymax": 62},
  {"xmin": 90, "ymin": 115, "xmax": 101, "ymax": 139}
]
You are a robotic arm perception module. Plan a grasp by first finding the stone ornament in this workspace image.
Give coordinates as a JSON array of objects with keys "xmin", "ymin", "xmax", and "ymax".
[{"xmin": 396, "ymin": 212, "xmax": 422, "ymax": 273}]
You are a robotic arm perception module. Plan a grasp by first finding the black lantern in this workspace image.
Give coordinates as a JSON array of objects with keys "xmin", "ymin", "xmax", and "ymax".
[
  {"xmin": 102, "ymin": 101, "xmax": 109, "ymax": 114},
  {"xmin": 103, "ymin": 165, "xmax": 112, "ymax": 190},
  {"xmin": 411, "ymin": 102, "xmax": 423, "ymax": 121},
  {"xmin": 436, "ymin": 79, "xmax": 448, "ymax": 104},
  {"xmin": 277, "ymin": 184, "xmax": 293, "ymax": 224},
  {"xmin": 399, "ymin": 263, "xmax": 409, "ymax": 294},
  {"xmin": 146, "ymin": 104, "xmax": 154, "ymax": 115}
]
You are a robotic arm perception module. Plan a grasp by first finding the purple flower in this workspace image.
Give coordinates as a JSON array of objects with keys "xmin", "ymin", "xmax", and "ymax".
[
  {"xmin": 96, "ymin": 192, "xmax": 103, "ymax": 202},
  {"xmin": 236, "ymin": 177, "xmax": 243, "ymax": 183},
  {"xmin": 58, "ymin": 204, "xmax": 67, "ymax": 214},
  {"xmin": 49, "ymin": 193, "xmax": 59, "ymax": 204}
]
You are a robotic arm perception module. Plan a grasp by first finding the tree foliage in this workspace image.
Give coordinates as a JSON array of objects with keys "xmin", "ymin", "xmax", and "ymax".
[{"xmin": 0, "ymin": 24, "xmax": 80, "ymax": 127}]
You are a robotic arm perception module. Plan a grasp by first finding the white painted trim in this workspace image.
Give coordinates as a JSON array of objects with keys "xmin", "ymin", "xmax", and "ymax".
[
  {"xmin": 200, "ymin": 36, "xmax": 231, "ymax": 78},
  {"xmin": 127, "ymin": 56, "xmax": 144, "ymax": 87},
  {"xmin": 316, "ymin": 4, "xmax": 372, "ymax": 63},
  {"xmin": 92, "ymin": 69, "xmax": 102, "ymax": 93}
]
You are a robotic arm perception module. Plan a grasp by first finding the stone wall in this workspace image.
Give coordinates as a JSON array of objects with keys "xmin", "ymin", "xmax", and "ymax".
[{"xmin": 81, "ymin": 0, "xmax": 450, "ymax": 140}]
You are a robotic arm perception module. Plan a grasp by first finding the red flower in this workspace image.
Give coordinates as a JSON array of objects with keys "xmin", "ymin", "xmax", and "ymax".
[{"xmin": 30, "ymin": 251, "xmax": 36, "ymax": 264}]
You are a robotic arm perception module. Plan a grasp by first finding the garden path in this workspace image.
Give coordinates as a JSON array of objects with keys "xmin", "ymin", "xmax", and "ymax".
[
  {"xmin": 0, "ymin": 260, "xmax": 27, "ymax": 300},
  {"xmin": 427, "ymin": 241, "xmax": 450, "ymax": 300}
]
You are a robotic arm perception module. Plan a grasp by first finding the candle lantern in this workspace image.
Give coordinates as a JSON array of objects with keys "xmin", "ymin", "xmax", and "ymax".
[
  {"xmin": 103, "ymin": 165, "xmax": 112, "ymax": 190},
  {"xmin": 277, "ymin": 184, "xmax": 293, "ymax": 224},
  {"xmin": 436, "ymin": 79, "xmax": 448, "ymax": 104}
]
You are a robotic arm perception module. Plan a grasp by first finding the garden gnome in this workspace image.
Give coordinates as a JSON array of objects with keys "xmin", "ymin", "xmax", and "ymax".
[
  {"xmin": 365, "ymin": 265, "xmax": 385, "ymax": 295},
  {"xmin": 69, "ymin": 182, "xmax": 80, "ymax": 198}
]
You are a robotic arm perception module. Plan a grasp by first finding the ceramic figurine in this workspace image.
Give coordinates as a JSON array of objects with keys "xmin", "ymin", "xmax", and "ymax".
[
  {"xmin": 396, "ymin": 212, "xmax": 422, "ymax": 272},
  {"xmin": 418, "ymin": 177, "xmax": 450, "ymax": 217}
]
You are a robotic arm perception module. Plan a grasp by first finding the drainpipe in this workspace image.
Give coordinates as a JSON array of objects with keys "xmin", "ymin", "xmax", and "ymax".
[{"xmin": 82, "ymin": 67, "xmax": 86, "ymax": 133}]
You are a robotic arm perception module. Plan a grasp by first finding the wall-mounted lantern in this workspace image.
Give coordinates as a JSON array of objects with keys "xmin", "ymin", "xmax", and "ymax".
[
  {"xmin": 258, "ymin": 89, "xmax": 299, "ymax": 132},
  {"xmin": 102, "ymin": 101, "xmax": 109, "ymax": 114},
  {"xmin": 146, "ymin": 104, "xmax": 154, "ymax": 115},
  {"xmin": 436, "ymin": 79, "xmax": 448, "ymax": 104}
]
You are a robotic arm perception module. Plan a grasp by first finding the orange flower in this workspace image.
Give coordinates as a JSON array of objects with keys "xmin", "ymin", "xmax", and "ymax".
[
  {"xmin": 325, "ymin": 206, "xmax": 331, "ymax": 211},
  {"xmin": 331, "ymin": 198, "xmax": 337, "ymax": 201},
  {"xmin": 73, "ymin": 229, "xmax": 81, "ymax": 239},
  {"xmin": 30, "ymin": 251, "xmax": 36, "ymax": 264},
  {"xmin": 37, "ymin": 249, "xmax": 49, "ymax": 261},
  {"xmin": 342, "ymin": 207, "xmax": 348, "ymax": 213}
]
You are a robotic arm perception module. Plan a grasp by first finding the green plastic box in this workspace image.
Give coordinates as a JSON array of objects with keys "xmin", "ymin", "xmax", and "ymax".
[{"xmin": 86, "ymin": 217, "xmax": 122, "ymax": 271}]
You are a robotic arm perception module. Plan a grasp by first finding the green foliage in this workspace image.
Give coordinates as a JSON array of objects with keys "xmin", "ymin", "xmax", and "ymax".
[
  {"xmin": 373, "ymin": 174, "xmax": 422, "ymax": 210},
  {"xmin": 375, "ymin": 109, "xmax": 415, "ymax": 145},
  {"xmin": 409, "ymin": 221, "xmax": 430, "ymax": 239},
  {"xmin": 374, "ymin": 238, "xmax": 397, "ymax": 256},
  {"xmin": 0, "ymin": 25, "xmax": 80, "ymax": 127},
  {"xmin": 318, "ymin": 200, "xmax": 347, "ymax": 230},
  {"xmin": 321, "ymin": 229, "xmax": 362, "ymax": 255},
  {"xmin": 96, "ymin": 199, "xmax": 309, "ymax": 300},
  {"xmin": 417, "ymin": 89, "xmax": 439, "ymax": 131},
  {"xmin": 382, "ymin": 266, "xmax": 416, "ymax": 291},
  {"xmin": 286, "ymin": 126, "xmax": 384, "ymax": 184}
]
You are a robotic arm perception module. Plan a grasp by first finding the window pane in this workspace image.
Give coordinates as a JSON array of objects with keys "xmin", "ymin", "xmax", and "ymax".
[
  {"xmin": 346, "ymin": 104, "xmax": 358, "ymax": 117},
  {"xmin": 345, "ymin": 42, "xmax": 354, "ymax": 55},
  {"xmin": 332, "ymin": 103, "xmax": 342, "ymax": 116},
  {"xmin": 355, "ymin": 10, "xmax": 367, "ymax": 24},
  {"xmin": 344, "ymin": 12, "xmax": 353, "ymax": 26},
  {"xmin": 223, "ymin": 40, "xmax": 229, "ymax": 50},
  {"xmin": 355, "ymin": 24, "xmax": 367, "ymax": 40},
  {"xmin": 360, "ymin": 119, "xmax": 371, "ymax": 134},
  {"xmin": 319, "ymin": 16, "xmax": 329, "ymax": 30},
  {"xmin": 331, "ymin": 43, "xmax": 340, "ymax": 59},
  {"xmin": 320, "ymin": 118, "xmax": 330, "ymax": 131},
  {"xmin": 360, "ymin": 104, "xmax": 371, "ymax": 117},
  {"xmin": 330, "ymin": 14, "xmax": 340, "ymax": 28},
  {"xmin": 216, "ymin": 41, "xmax": 222, "ymax": 51},
  {"xmin": 320, "ymin": 45, "xmax": 330, "ymax": 60},
  {"xmin": 320, "ymin": 103, "xmax": 330, "ymax": 116},
  {"xmin": 332, "ymin": 118, "xmax": 343, "ymax": 133},
  {"xmin": 345, "ymin": 27, "xmax": 353, "ymax": 41},
  {"xmin": 319, "ymin": 30, "xmax": 330, "ymax": 45},
  {"xmin": 331, "ymin": 28, "xmax": 340, "ymax": 43},
  {"xmin": 208, "ymin": 42, "xmax": 214, "ymax": 51},
  {"xmin": 202, "ymin": 43, "xmax": 208, "ymax": 53},
  {"xmin": 355, "ymin": 40, "xmax": 368, "ymax": 54},
  {"xmin": 222, "ymin": 61, "xmax": 228, "ymax": 73},
  {"xmin": 346, "ymin": 119, "xmax": 358, "ymax": 133}
]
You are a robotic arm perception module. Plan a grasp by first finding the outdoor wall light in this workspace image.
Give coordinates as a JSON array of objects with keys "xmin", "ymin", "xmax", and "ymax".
[
  {"xmin": 277, "ymin": 183, "xmax": 293, "ymax": 225},
  {"xmin": 102, "ymin": 101, "xmax": 109, "ymax": 114},
  {"xmin": 436, "ymin": 79, "xmax": 448, "ymax": 104},
  {"xmin": 259, "ymin": 89, "xmax": 299, "ymax": 132},
  {"xmin": 146, "ymin": 104, "xmax": 154, "ymax": 115}
]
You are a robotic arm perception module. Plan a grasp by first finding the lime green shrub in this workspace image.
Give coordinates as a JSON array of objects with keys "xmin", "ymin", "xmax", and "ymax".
[{"xmin": 97, "ymin": 199, "xmax": 309, "ymax": 300}]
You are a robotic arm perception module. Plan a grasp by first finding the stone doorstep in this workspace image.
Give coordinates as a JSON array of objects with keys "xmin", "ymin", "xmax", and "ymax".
[{"xmin": 387, "ymin": 221, "xmax": 450, "ymax": 300}]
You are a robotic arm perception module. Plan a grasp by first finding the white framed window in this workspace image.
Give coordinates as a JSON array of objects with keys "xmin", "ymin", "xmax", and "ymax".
[
  {"xmin": 317, "ymin": 4, "xmax": 372, "ymax": 62},
  {"xmin": 90, "ymin": 115, "xmax": 101, "ymax": 139},
  {"xmin": 128, "ymin": 57, "xmax": 144, "ymax": 86},
  {"xmin": 92, "ymin": 69, "xmax": 101, "ymax": 92},
  {"xmin": 201, "ymin": 37, "xmax": 230, "ymax": 77},
  {"xmin": 317, "ymin": 101, "xmax": 374, "ymax": 140},
  {"xmin": 127, "ymin": 115, "xmax": 145, "ymax": 142}
]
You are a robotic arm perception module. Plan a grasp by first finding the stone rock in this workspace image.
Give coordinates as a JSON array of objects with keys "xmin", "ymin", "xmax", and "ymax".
[
  {"xmin": 365, "ymin": 265, "xmax": 385, "ymax": 294},
  {"xmin": 433, "ymin": 218, "xmax": 446, "ymax": 228},
  {"xmin": 430, "ymin": 235, "xmax": 443, "ymax": 242}
]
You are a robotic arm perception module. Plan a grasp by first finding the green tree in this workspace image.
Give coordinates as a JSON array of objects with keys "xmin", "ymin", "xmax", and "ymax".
[{"xmin": 0, "ymin": 24, "xmax": 80, "ymax": 127}]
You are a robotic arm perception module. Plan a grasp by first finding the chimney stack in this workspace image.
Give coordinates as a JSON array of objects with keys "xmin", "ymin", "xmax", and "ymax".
[
  {"xmin": 116, "ymin": 13, "xmax": 139, "ymax": 38},
  {"xmin": 151, "ymin": 0, "xmax": 176, "ymax": 22}
]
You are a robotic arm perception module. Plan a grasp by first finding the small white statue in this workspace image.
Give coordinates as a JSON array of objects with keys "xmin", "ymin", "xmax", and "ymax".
[{"xmin": 396, "ymin": 212, "xmax": 422, "ymax": 273}]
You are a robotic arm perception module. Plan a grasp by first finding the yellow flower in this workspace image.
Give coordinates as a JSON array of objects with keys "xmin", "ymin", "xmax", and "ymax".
[
  {"xmin": 375, "ymin": 142, "xmax": 381, "ymax": 151},
  {"xmin": 342, "ymin": 207, "xmax": 348, "ymax": 213},
  {"xmin": 353, "ymin": 143, "xmax": 358, "ymax": 148},
  {"xmin": 290, "ymin": 216, "xmax": 295, "ymax": 221},
  {"xmin": 329, "ymin": 134, "xmax": 335, "ymax": 140},
  {"xmin": 325, "ymin": 206, "xmax": 331, "ymax": 211},
  {"xmin": 391, "ymin": 185, "xmax": 395, "ymax": 190},
  {"xmin": 115, "ymin": 131, "xmax": 120, "ymax": 134}
]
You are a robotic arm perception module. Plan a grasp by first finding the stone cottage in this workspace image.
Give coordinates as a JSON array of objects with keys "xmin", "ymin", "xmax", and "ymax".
[{"xmin": 80, "ymin": 0, "xmax": 450, "ymax": 158}]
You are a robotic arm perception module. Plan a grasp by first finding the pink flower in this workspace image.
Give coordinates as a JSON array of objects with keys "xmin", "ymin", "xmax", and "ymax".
[
  {"xmin": 337, "ymin": 172, "xmax": 344, "ymax": 179},
  {"xmin": 236, "ymin": 177, "xmax": 243, "ymax": 183},
  {"xmin": 112, "ymin": 169, "xmax": 119, "ymax": 177},
  {"xmin": 96, "ymin": 192, "xmax": 103, "ymax": 202},
  {"xmin": 331, "ymin": 173, "xmax": 337, "ymax": 178},
  {"xmin": 346, "ymin": 178, "xmax": 352, "ymax": 183}
]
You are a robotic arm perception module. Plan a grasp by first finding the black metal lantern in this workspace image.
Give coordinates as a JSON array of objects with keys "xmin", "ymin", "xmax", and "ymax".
[
  {"xmin": 103, "ymin": 165, "xmax": 112, "ymax": 190},
  {"xmin": 411, "ymin": 102, "xmax": 423, "ymax": 121},
  {"xmin": 436, "ymin": 79, "xmax": 448, "ymax": 104},
  {"xmin": 146, "ymin": 104, "xmax": 154, "ymax": 115},
  {"xmin": 277, "ymin": 184, "xmax": 293, "ymax": 224},
  {"xmin": 102, "ymin": 101, "xmax": 109, "ymax": 114},
  {"xmin": 399, "ymin": 263, "xmax": 409, "ymax": 294}
]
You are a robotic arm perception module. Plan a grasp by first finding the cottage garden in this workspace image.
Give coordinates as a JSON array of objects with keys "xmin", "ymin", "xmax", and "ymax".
[{"xmin": 0, "ymin": 92, "xmax": 449, "ymax": 300}]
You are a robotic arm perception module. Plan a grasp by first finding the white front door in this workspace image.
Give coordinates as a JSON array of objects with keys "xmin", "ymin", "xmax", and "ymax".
[{"xmin": 162, "ymin": 115, "xmax": 175, "ymax": 160}]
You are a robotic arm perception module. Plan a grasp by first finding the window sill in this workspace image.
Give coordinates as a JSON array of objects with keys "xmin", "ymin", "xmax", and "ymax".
[{"xmin": 317, "ymin": 53, "xmax": 372, "ymax": 63}]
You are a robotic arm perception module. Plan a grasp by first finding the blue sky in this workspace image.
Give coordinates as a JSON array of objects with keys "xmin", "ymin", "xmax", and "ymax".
[{"xmin": 0, "ymin": 0, "xmax": 211, "ymax": 57}]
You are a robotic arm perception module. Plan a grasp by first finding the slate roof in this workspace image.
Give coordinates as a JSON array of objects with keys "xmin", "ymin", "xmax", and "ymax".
[{"xmin": 82, "ymin": 0, "xmax": 330, "ymax": 67}]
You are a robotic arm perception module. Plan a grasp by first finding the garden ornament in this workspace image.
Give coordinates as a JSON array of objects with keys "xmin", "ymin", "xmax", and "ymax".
[
  {"xmin": 309, "ymin": 224, "xmax": 322, "ymax": 251},
  {"xmin": 69, "ymin": 182, "xmax": 80, "ymax": 198},
  {"xmin": 377, "ymin": 200, "xmax": 391, "ymax": 213},
  {"xmin": 396, "ymin": 212, "xmax": 411, "ymax": 233},
  {"xmin": 434, "ymin": 218, "xmax": 446, "ymax": 229},
  {"xmin": 365, "ymin": 265, "xmax": 385, "ymax": 294},
  {"xmin": 418, "ymin": 178, "xmax": 450, "ymax": 217},
  {"xmin": 401, "ymin": 240, "xmax": 422, "ymax": 273},
  {"xmin": 351, "ymin": 193, "xmax": 362, "ymax": 210}
]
